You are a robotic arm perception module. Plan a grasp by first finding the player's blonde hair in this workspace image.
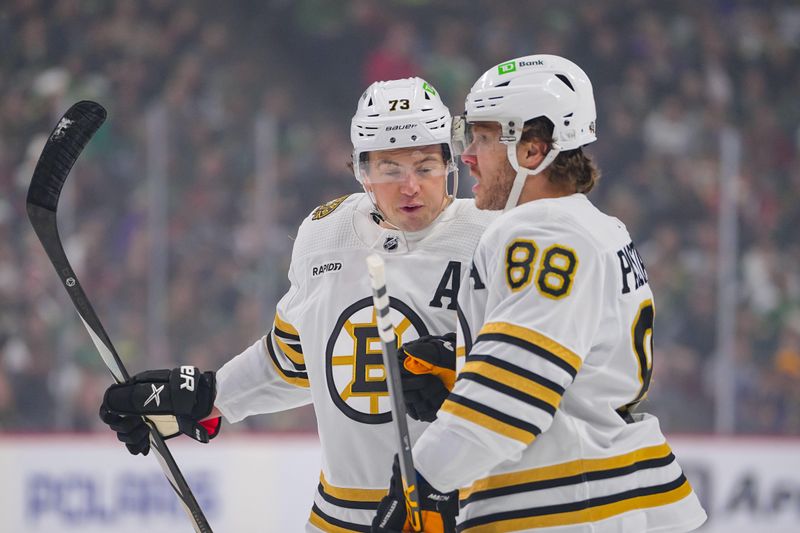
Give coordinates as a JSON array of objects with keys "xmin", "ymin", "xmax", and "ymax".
[{"xmin": 522, "ymin": 117, "xmax": 600, "ymax": 194}]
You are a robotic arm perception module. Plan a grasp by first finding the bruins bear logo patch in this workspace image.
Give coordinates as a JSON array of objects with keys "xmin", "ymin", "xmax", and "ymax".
[{"xmin": 312, "ymin": 195, "xmax": 350, "ymax": 220}]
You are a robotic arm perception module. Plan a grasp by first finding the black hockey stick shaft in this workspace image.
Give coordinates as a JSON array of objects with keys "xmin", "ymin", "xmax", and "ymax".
[
  {"xmin": 366, "ymin": 254, "xmax": 423, "ymax": 531},
  {"xmin": 26, "ymin": 101, "xmax": 213, "ymax": 533}
]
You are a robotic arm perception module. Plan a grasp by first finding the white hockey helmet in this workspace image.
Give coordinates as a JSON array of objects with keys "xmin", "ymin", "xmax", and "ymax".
[
  {"xmin": 351, "ymin": 77, "xmax": 455, "ymax": 185},
  {"xmin": 457, "ymin": 54, "xmax": 597, "ymax": 210}
]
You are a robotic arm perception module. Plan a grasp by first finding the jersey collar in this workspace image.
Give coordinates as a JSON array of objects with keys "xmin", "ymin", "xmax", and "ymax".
[{"xmin": 352, "ymin": 194, "xmax": 458, "ymax": 252}]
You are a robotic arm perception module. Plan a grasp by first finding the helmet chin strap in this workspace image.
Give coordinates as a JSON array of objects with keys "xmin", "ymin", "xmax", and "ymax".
[
  {"xmin": 362, "ymin": 185, "xmax": 403, "ymax": 231},
  {"xmin": 503, "ymin": 143, "xmax": 560, "ymax": 211},
  {"xmin": 450, "ymin": 162, "xmax": 459, "ymax": 201}
]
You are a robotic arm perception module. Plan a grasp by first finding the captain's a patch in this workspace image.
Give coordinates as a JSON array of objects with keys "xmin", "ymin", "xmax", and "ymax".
[{"xmin": 312, "ymin": 195, "xmax": 350, "ymax": 220}]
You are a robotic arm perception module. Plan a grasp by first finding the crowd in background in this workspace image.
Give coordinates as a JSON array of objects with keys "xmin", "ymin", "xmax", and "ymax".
[{"xmin": 1, "ymin": 0, "xmax": 799, "ymax": 435}]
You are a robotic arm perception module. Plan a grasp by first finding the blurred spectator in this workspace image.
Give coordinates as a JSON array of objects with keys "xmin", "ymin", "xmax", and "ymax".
[
  {"xmin": 422, "ymin": 19, "xmax": 478, "ymax": 112},
  {"xmin": 1, "ymin": 0, "xmax": 798, "ymax": 436},
  {"xmin": 643, "ymin": 96, "xmax": 699, "ymax": 157},
  {"xmin": 362, "ymin": 20, "xmax": 420, "ymax": 85}
]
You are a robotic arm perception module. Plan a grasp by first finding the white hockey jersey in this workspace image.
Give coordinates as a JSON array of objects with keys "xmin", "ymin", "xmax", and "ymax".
[
  {"xmin": 413, "ymin": 194, "xmax": 707, "ymax": 532},
  {"xmin": 215, "ymin": 193, "xmax": 496, "ymax": 532}
]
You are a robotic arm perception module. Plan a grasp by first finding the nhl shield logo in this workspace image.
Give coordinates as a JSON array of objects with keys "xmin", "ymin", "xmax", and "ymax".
[{"xmin": 383, "ymin": 235, "xmax": 399, "ymax": 251}]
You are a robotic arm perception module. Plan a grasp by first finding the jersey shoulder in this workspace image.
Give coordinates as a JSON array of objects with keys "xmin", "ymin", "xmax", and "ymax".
[
  {"xmin": 481, "ymin": 194, "xmax": 625, "ymax": 256},
  {"xmin": 448, "ymin": 198, "xmax": 501, "ymax": 229},
  {"xmin": 416, "ymin": 198, "xmax": 499, "ymax": 259},
  {"xmin": 292, "ymin": 193, "xmax": 364, "ymax": 261},
  {"xmin": 309, "ymin": 194, "xmax": 355, "ymax": 222}
]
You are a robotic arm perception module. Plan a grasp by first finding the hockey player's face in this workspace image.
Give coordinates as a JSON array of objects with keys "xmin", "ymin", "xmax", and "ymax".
[
  {"xmin": 460, "ymin": 123, "xmax": 515, "ymax": 210},
  {"xmin": 363, "ymin": 145, "xmax": 449, "ymax": 232}
]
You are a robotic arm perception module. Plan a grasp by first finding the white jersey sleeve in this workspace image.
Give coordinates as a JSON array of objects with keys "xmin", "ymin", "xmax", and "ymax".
[
  {"xmin": 215, "ymin": 239, "xmax": 312, "ymax": 422},
  {"xmin": 414, "ymin": 200, "xmax": 604, "ymax": 490}
]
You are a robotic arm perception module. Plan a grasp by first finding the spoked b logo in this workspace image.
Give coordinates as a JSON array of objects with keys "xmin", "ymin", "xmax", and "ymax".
[{"xmin": 326, "ymin": 297, "xmax": 428, "ymax": 424}]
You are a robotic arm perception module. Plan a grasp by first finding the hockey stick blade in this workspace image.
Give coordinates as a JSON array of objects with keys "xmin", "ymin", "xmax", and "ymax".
[
  {"xmin": 27, "ymin": 100, "xmax": 106, "ymax": 212},
  {"xmin": 366, "ymin": 254, "xmax": 423, "ymax": 531},
  {"xmin": 26, "ymin": 101, "xmax": 127, "ymax": 382},
  {"xmin": 26, "ymin": 101, "xmax": 214, "ymax": 533}
]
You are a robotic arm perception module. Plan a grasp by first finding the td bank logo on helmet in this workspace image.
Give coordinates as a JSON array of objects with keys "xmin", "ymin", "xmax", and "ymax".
[{"xmin": 498, "ymin": 59, "xmax": 545, "ymax": 75}]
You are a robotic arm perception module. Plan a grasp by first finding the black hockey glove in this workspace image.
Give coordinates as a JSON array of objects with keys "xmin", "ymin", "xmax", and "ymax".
[
  {"xmin": 98, "ymin": 406, "xmax": 152, "ymax": 455},
  {"xmin": 399, "ymin": 333, "xmax": 456, "ymax": 422},
  {"xmin": 371, "ymin": 455, "xmax": 458, "ymax": 533},
  {"xmin": 99, "ymin": 366, "xmax": 220, "ymax": 456}
]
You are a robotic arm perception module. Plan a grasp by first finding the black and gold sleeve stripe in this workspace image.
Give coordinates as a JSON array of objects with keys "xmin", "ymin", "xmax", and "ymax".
[
  {"xmin": 274, "ymin": 312, "xmax": 300, "ymax": 340},
  {"xmin": 459, "ymin": 354, "xmax": 566, "ymax": 416},
  {"xmin": 264, "ymin": 331, "xmax": 309, "ymax": 388},
  {"xmin": 476, "ymin": 322, "xmax": 582, "ymax": 379},
  {"xmin": 273, "ymin": 313, "xmax": 305, "ymax": 366},
  {"xmin": 440, "ymin": 393, "xmax": 541, "ymax": 444}
]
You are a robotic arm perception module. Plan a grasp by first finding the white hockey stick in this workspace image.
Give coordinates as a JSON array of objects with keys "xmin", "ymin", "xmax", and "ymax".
[{"xmin": 366, "ymin": 254, "xmax": 423, "ymax": 531}]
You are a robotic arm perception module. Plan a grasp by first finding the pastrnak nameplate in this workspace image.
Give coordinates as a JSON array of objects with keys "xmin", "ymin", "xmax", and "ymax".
[{"xmin": 312, "ymin": 195, "xmax": 350, "ymax": 220}]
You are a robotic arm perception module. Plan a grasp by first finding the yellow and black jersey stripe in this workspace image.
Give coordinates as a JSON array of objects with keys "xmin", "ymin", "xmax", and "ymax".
[
  {"xmin": 457, "ymin": 444, "xmax": 692, "ymax": 532},
  {"xmin": 460, "ymin": 443, "xmax": 674, "ymax": 503},
  {"xmin": 317, "ymin": 473, "xmax": 384, "ymax": 511},
  {"xmin": 443, "ymin": 324, "xmax": 578, "ymax": 445},
  {"xmin": 441, "ymin": 393, "xmax": 541, "ymax": 445},
  {"xmin": 265, "ymin": 313, "xmax": 308, "ymax": 388},
  {"xmin": 459, "ymin": 474, "xmax": 691, "ymax": 532},
  {"xmin": 309, "ymin": 504, "xmax": 370, "ymax": 533},
  {"xmin": 274, "ymin": 313, "xmax": 304, "ymax": 365},
  {"xmin": 308, "ymin": 474, "xmax": 386, "ymax": 532},
  {"xmin": 264, "ymin": 332, "xmax": 308, "ymax": 387},
  {"xmin": 458, "ymin": 354, "xmax": 565, "ymax": 417},
  {"xmin": 475, "ymin": 322, "xmax": 582, "ymax": 379}
]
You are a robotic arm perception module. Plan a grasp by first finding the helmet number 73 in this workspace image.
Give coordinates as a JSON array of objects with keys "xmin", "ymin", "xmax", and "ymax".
[{"xmin": 388, "ymin": 99, "xmax": 410, "ymax": 111}]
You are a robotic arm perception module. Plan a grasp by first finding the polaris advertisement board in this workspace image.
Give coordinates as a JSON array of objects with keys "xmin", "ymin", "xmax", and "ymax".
[
  {"xmin": 0, "ymin": 435, "xmax": 797, "ymax": 532},
  {"xmin": 0, "ymin": 435, "xmax": 320, "ymax": 532}
]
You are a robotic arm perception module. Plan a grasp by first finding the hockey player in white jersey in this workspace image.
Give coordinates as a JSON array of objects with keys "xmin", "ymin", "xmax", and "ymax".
[
  {"xmin": 372, "ymin": 56, "xmax": 708, "ymax": 532},
  {"xmin": 98, "ymin": 76, "xmax": 496, "ymax": 532}
]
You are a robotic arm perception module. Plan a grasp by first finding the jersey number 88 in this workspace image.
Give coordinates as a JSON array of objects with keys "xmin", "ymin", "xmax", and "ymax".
[{"xmin": 505, "ymin": 239, "xmax": 578, "ymax": 299}]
